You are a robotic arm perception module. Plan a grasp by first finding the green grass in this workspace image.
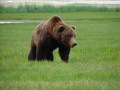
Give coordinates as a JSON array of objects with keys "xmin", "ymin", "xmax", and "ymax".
[
  {"xmin": 0, "ymin": 12, "xmax": 120, "ymax": 90},
  {"xmin": 0, "ymin": 4, "xmax": 120, "ymax": 13},
  {"xmin": 0, "ymin": 12, "xmax": 120, "ymax": 20}
]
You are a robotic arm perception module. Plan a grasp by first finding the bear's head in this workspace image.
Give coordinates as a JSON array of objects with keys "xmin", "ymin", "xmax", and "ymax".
[{"xmin": 53, "ymin": 23, "xmax": 77, "ymax": 48}]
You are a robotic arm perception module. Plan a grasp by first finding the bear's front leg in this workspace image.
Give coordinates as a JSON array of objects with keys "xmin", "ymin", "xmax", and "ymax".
[
  {"xmin": 59, "ymin": 45, "xmax": 70, "ymax": 63},
  {"xmin": 46, "ymin": 52, "xmax": 54, "ymax": 61},
  {"xmin": 36, "ymin": 47, "xmax": 46, "ymax": 61}
]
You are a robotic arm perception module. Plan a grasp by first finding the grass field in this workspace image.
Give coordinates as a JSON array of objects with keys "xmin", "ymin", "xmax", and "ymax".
[
  {"xmin": 0, "ymin": 12, "xmax": 120, "ymax": 20},
  {"xmin": 0, "ymin": 12, "xmax": 120, "ymax": 90}
]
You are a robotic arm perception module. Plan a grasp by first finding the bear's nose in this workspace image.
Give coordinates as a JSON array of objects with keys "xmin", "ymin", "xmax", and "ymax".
[{"xmin": 72, "ymin": 43, "xmax": 77, "ymax": 48}]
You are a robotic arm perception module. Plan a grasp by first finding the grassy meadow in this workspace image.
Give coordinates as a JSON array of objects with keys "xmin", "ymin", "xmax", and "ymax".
[{"xmin": 0, "ymin": 12, "xmax": 120, "ymax": 90}]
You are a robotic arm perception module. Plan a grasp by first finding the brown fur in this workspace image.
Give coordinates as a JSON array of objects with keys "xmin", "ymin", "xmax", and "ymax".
[
  {"xmin": 32, "ymin": 16, "xmax": 63, "ymax": 47},
  {"xmin": 28, "ymin": 16, "xmax": 77, "ymax": 62}
]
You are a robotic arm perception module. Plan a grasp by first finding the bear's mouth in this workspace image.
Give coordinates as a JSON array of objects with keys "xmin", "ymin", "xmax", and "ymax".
[
  {"xmin": 69, "ymin": 37, "xmax": 77, "ymax": 48},
  {"xmin": 71, "ymin": 43, "xmax": 77, "ymax": 48}
]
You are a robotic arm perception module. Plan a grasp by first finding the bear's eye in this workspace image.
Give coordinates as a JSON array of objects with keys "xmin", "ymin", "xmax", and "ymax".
[{"xmin": 69, "ymin": 34, "xmax": 72, "ymax": 38}]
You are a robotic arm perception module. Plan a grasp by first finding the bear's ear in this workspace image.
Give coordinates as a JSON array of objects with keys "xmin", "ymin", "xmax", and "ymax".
[
  {"xmin": 71, "ymin": 26, "xmax": 76, "ymax": 30},
  {"xmin": 58, "ymin": 25, "xmax": 65, "ymax": 33}
]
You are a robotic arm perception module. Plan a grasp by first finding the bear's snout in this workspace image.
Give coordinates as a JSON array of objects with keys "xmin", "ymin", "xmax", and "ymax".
[
  {"xmin": 69, "ymin": 38, "xmax": 77, "ymax": 48},
  {"xmin": 72, "ymin": 42, "xmax": 77, "ymax": 48}
]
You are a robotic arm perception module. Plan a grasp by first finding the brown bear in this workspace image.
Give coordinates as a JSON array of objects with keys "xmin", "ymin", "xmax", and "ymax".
[{"xmin": 28, "ymin": 16, "xmax": 77, "ymax": 63}]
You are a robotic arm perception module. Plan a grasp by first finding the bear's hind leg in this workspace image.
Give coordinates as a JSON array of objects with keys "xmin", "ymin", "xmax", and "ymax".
[{"xmin": 28, "ymin": 45, "xmax": 36, "ymax": 61}]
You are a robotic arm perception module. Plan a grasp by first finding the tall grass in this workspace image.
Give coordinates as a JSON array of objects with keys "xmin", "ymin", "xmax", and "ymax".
[{"xmin": 0, "ymin": 4, "xmax": 120, "ymax": 13}]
